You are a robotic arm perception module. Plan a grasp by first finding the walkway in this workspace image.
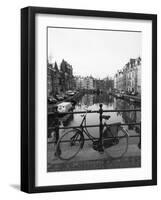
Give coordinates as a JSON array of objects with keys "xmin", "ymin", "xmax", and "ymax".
[{"xmin": 47, "ymin": 131, "xmax": 141, "ymax": 172}]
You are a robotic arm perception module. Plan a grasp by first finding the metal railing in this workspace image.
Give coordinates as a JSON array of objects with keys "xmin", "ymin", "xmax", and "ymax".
[{"xmin": 48, "ymin": 104, "xmax": 141, "ymax": 147}]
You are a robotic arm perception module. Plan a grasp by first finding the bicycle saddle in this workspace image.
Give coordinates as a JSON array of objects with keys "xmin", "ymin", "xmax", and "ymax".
[{"xmin": 102, "ymin": 115, "xmax": 111, "ymax": 120}]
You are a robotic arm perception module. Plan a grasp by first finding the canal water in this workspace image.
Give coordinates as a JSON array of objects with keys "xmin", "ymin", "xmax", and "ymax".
[{"xmin": 60, "ymin": 93, "xmax": 141, "ymax": 138}]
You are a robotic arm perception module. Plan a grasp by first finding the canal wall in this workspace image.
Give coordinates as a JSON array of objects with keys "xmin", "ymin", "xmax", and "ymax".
[{"xmin": 110, "ymin": 92, "xmax": 141, "ymax": 103}]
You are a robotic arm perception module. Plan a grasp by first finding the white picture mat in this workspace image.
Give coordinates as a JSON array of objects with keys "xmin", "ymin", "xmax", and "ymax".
[{"xmin": 35, "ymin": 14, "xmax": 152, "ymax": 186}]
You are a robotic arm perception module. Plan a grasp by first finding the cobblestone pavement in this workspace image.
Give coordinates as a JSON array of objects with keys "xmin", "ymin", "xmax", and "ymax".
[{"xmin": 47, "ymin": 131, "xmax": 141, "ymax": 172}]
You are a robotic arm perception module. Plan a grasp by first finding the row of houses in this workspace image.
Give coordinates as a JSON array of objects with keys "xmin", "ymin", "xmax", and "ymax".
[
  {"xmin": 48, "ymin": 60, "xmax": 111, "ymax": 97},
  {"xmin": 74, "ymin": 76, "xmax": 114, "ymax": 91},
  {"xmin": 74, "ymin": 76, "xmax": 95, "ymax": 90},
  {"xmin": 48, "ymin": 59, "xmax": 115, "ymax": 96},
  {"xmin": 47, "ymin": 59, "xmax": 74, "ymax": 97},
  {"xmin": 114, "ymin": 57, "xmax": 141, "ymax": 95}
]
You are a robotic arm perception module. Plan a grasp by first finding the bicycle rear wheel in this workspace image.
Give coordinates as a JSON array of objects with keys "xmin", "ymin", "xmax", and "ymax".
[
  {"xmin": 56, "ymin": 128, "xmax": 84, "ymax": 160},
  {"xmin": 103, "ymin": 125, "xmax": 128, "ymax": 159}
]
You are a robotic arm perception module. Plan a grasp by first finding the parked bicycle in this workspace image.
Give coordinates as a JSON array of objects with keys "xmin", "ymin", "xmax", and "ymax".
[{"xmin": 55, "ymin": 109, "xmax": 129, "ymax": 160}]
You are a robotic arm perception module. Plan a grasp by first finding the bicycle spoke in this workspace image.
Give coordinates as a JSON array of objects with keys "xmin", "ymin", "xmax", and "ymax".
[
  {"xmin": 56, "ymin": 129, "xmax": 84, "ymax": 160},
  {"xmin": 103, "ymin": 128, "xmax": 128, "ymax": 159}
]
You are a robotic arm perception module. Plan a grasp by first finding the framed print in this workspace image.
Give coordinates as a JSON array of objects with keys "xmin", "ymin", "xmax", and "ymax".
[{"xmin": 21, "ymin": 6, "xmax": 157, "ymax": 193}]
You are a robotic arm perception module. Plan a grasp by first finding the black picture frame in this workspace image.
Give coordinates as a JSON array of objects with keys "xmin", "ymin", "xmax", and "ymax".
[{"xmin": 21, "ymin": 6, "xmax": 157, "ymax": 193}]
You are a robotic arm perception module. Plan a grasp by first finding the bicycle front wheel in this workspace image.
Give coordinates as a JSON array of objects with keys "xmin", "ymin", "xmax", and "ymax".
[
  {"xmin": 103, "ymin": 126, "xmax": 128, "ymax": 159},
  {"xmin": 56, "ymin": 128, "xmax": 84, "ymax": 160}
]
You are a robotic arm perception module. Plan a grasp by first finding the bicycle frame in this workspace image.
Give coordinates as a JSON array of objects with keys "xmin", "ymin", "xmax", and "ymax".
[
  {"xmin": 55, "ymin": 110, "xmax": 130, "ymax": 160},
  {"xmin": 80, "ymin": 111, "xmax": 128, "ymax": 141},
  {"xmin": 79, "ymin": 110, "xmax": 97, "ymax": 142},
  {"xmin": 79, "ymin": 110, "xmax": 118, "ymax": 142}
]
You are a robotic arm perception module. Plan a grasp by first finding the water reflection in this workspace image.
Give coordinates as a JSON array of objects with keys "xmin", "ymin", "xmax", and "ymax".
[
  {"xmin": 79, "ymin": 93, "xmax": 114, "ymax": 107},
  {"xmin": 114, "ymin": 98, "xmax": 141, "ymax": 124},
  {"xmin": 75, "ymin": 93, "xmax": 141, "ymax": 123},
  {"xmin": 66, "ymin": 93, "xmax": 141, "ymax": 137}
]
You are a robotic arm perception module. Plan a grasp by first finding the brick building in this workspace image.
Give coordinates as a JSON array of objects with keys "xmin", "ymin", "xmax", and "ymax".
[{"xmin": 47, "ymin": 59, "xmax": 74, "ymax": 97}]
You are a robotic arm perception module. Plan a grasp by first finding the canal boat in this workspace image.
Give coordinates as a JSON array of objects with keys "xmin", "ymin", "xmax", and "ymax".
[
  {"xmin": 66, "ymin": 90, "xmax": 75, "ymax": 96},
  {"xmin": 57, "ymin": 102, "xmax": 73, "ymax": 113}
]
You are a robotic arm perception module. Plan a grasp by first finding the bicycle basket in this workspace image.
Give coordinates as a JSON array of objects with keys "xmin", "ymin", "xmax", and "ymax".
[{"xmin": 103, "ymin": 123, "xmax": 121, "ymax": 148}]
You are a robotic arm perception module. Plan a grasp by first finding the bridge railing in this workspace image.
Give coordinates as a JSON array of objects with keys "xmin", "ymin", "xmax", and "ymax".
[{"xmin": 48, "ymin": 104, "xmax": 141, "ymax": 147}]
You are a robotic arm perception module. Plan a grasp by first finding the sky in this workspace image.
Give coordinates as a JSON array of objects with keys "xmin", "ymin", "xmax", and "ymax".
[{"xmin": 48, "ymin": 27, "xmax": 142, "ymax": 79}]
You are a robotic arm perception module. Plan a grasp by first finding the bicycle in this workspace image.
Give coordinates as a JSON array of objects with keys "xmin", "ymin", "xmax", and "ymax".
[{"xmin": 55, "ymin": 109, "xmax": 129, "ymax": 160}]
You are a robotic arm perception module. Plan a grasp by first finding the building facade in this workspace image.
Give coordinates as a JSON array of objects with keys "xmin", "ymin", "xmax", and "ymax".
[
  {"xmin": 47, "ymin": 59, "xmax": 74, "ymax": 97},
  {"xmin": 75, "ymin": 76, "xmax": 95, "ymax": 90},
  {"xmin": 84, "ymin": 76, "xmax": 94, "ymax": 90},
  {"xmin": 60, "ymin": 59, "xmax": 74, "ymax": 92},
  {"xmin": 114, "ymin": 57, "xmax": 141, "ymax": 95},
  {"xmin": 47, "ymin": 63, "xmax": 53, "ymax": 97}
]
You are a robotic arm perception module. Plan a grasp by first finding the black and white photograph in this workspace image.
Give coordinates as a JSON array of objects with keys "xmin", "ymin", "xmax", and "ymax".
[
  {"xmin": 20, "ymin": 6, "xmax": 157, "ymax": 193},
  {"xmin": 47, "ymin": 27, "xmax": 142, "ymax": 172}
]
